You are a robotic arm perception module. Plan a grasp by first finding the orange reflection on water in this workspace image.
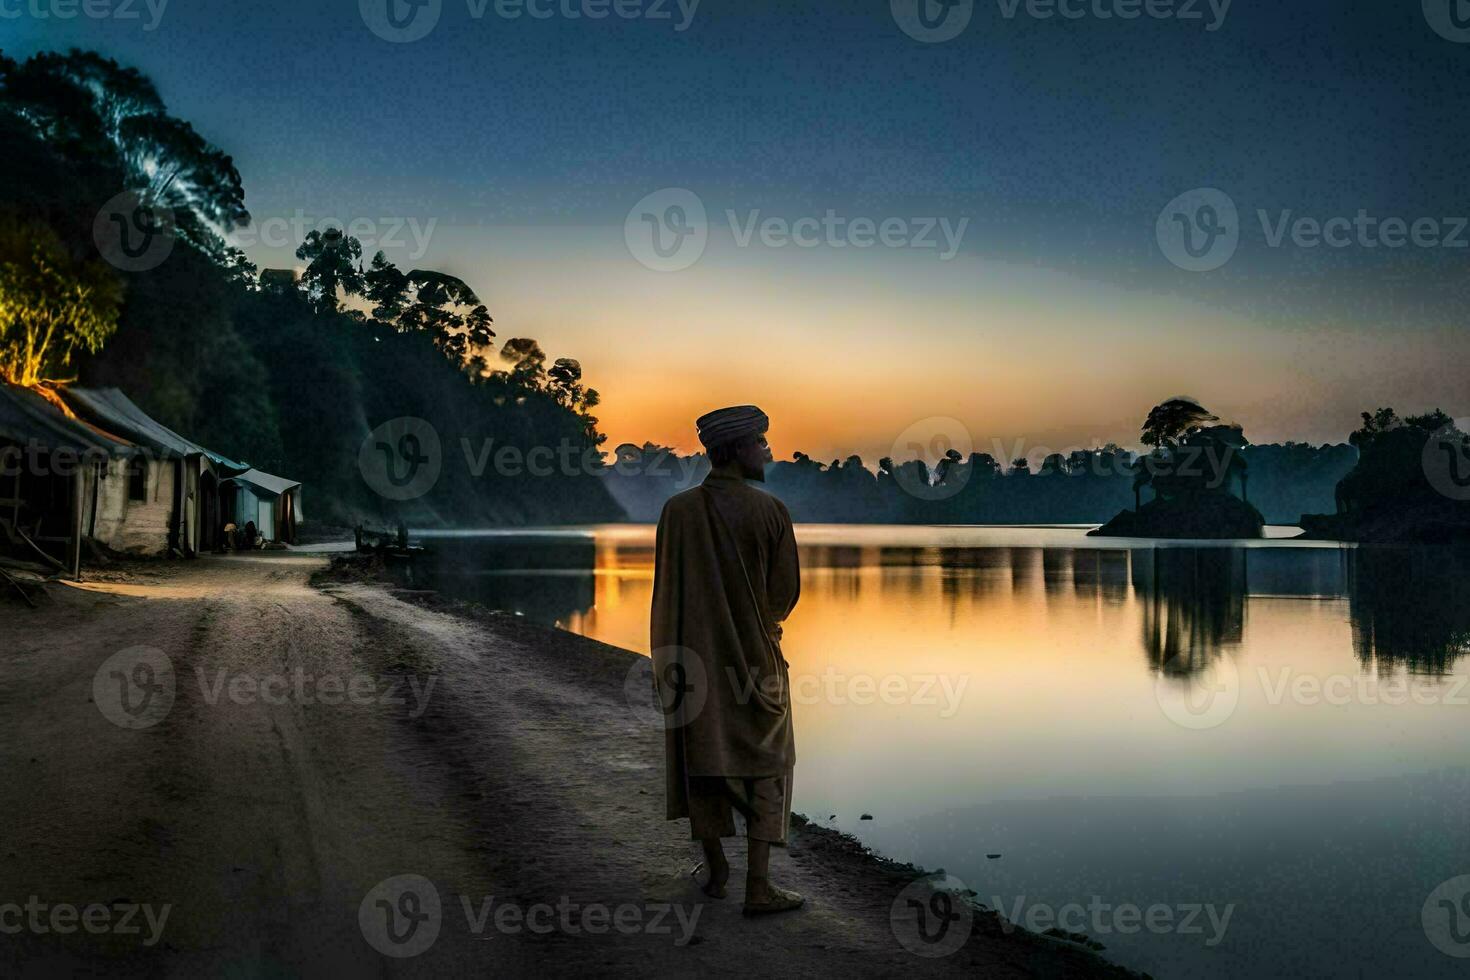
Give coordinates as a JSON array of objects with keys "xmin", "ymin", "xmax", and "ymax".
[{"xmin": 544, "ymin": 526, "xmax": 1470, "ymax": 821}]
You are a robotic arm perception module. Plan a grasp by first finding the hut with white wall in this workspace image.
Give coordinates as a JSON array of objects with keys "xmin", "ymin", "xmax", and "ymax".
[{"xmin": 62, "ymin": 387, "xmax": 250, "ymax": 556}]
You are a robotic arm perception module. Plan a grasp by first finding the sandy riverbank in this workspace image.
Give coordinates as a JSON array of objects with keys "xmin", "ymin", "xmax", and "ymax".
[{"xmin": 0, "ymin": 552, "xmax": 1141, "ymax": 977}]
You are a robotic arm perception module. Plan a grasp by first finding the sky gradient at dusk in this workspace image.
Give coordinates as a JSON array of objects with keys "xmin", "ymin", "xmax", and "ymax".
[{"xmin": 7, "ymin": 0, "xmax": 1468, "ymax": 459}]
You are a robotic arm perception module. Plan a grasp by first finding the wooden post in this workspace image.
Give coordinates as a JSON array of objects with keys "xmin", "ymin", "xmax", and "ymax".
[{"xmin": 70, "ymin": 467, "xmax": 84, "ymax": 580}]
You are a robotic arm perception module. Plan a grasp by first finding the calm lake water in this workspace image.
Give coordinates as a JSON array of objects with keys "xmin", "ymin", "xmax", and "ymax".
[{"xmin": 404, "ymin": 524, "xmax": 1470, "ymax": 979}]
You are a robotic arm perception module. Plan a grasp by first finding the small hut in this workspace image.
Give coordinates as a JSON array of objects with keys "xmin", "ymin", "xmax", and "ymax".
[
  {"xmin": 222, "ymin": 469, "xmax": 303, "ymax": 545},
  {"xmin": 0, "ymin": 383, "xmax": 134, "ymax": 577},
  {"xmin": 61, "ymin": 387, "xmax": 250, "ymax": 555}
]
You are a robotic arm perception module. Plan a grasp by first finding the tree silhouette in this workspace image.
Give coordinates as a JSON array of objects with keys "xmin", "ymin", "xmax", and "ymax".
[
  {"xmin": 295, "ymin": 229, "xmax": 364, "ymax": 313},
  {"xmin": 361, "ymin": 251, "xmax": 495, "ymax": 366},
  {"xmin": 362, "ymin": 251, "xmax": 411, "ymax": 321},
  {"xmin": 1336, "ymin": 406, "xmax": 1460, "ymax": 513},
  {"xmin": 497, "ymin": 337, "xmax": 547, "ymax": 387},
  {"xmin": 1141, "ymin": 396, "xmax": 1216, "ymax": 450}
]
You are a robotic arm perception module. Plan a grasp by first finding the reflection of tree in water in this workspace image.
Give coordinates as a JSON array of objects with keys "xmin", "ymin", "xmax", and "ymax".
[
  {"xmin": 1348, "ymin": 547, "xmax": 1470, "ymax": 675},
  {"xmin": 1132, "ymin": 548, "xmax": 1246, "ymax": 677},
  {"xmin": 1070, "ymin": 549, "xmax": 1130, "ymax": 605},
  {"xmin": 799, "ymin": 544, "xmax": 866, "ymax": 603}
]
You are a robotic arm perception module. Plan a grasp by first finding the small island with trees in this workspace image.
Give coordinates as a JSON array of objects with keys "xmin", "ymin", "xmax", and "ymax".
[
  {"xmin": 1090, "ymin": 397, "xmax": 1264, "ymax": 539},
  {"xmin": 1299, "ymin": 407, "xmax": 1470, "ymax": 544}
]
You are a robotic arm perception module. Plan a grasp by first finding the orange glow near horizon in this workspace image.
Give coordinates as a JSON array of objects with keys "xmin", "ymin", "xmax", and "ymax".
[{"xmin": 419, "ymin": 225, "xmax": 1470, "ymax": 461}]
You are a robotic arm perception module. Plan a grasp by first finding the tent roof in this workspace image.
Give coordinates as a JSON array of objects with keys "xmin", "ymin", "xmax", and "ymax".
[
  {"xmin": 228, "ymin": 468, "xmax": 301, "ymax": 497},
  {"xmin": 63, "ymin": 387, "xmax": 248, "ymax": 470},
  {"xmin": 0, "ymin": 383, "xmax": 135, "ymax": 457}
]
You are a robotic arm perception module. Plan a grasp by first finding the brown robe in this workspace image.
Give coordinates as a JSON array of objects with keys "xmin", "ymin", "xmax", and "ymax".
[{"xmin": 650, "ymin": 469, "xmax": 801, "ymax": 826}]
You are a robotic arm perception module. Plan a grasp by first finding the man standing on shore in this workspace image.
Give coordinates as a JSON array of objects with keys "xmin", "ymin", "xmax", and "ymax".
[{"xmin": 649, "ymin": 405, "xmax": 804, "ymax": 915}]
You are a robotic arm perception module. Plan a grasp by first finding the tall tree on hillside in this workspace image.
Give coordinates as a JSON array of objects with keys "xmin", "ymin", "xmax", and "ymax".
[
  {"xmin": 546, "ymin": 358, "xmax": 585, "ymax": 405},
  {"xmin": 497, "ymin": 337, "xmax": 547, "ymax": 387},
  {"xmin": 361, "ymin": 251, "xmax": 495, "ymax": 365},
  {"xmin": 362, "ymin": 251, "xmax": 411, "ymax": 321},
  {"xmin": 546, "ymin": 357, "xmax": 603, "ymax": 443},
  {"xmin": 0, "ymin": 218, "xmax": 122, "ymax": 386},
  {"xmin": 295, "ymin": 228, "xmax": 364, "ymax": 313},
  {"xmin": 0, "ymin": 50, "xmax": 250, "ymax": 254}
]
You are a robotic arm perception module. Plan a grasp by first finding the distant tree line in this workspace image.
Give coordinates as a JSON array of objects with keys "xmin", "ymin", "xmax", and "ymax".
[{"xmin": 604, "ymin": 433, "xmax": 1358, "ymax": 526}]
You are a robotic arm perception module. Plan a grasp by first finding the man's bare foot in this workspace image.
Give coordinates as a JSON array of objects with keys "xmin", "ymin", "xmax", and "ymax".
[
  {"xmin": 692, "ymin": 857, "xmax": 729, "ymax": 898},
  {"xmin": 742, "ymin": 879, "xmax": 804, "ymax": 915}
]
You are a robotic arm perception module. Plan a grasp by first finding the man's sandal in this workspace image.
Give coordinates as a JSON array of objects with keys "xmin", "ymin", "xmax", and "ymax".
[{"xmin": 742, "ymin": 885, "xmax": 804, "ymax": 916}]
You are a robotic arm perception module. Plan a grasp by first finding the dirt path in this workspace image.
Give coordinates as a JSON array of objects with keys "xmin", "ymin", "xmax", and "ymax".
[{"xmin": 0, "ymin": 553, "xmax": 1137, "ymax": 977}]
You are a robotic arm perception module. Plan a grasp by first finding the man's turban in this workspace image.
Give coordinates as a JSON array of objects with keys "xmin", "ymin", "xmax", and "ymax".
[{"xmin": 696, "ymin": 405, "xmax": 769, "ymax": 450}]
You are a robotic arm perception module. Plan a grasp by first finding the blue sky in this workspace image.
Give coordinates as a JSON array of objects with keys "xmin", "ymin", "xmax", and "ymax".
[{"xmin": 5, "ymin": 0, "xmax": 1468, "ymax": 458}]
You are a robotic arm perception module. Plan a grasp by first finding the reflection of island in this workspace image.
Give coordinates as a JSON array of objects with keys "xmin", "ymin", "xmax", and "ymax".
[
  {"xmin": 1348, "ymin": 547, "xmax": 1470, "ymax": 675},
  {"xmin": 1131, "ymin": 548, "xmax": 1246, "ymax": 676}
]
